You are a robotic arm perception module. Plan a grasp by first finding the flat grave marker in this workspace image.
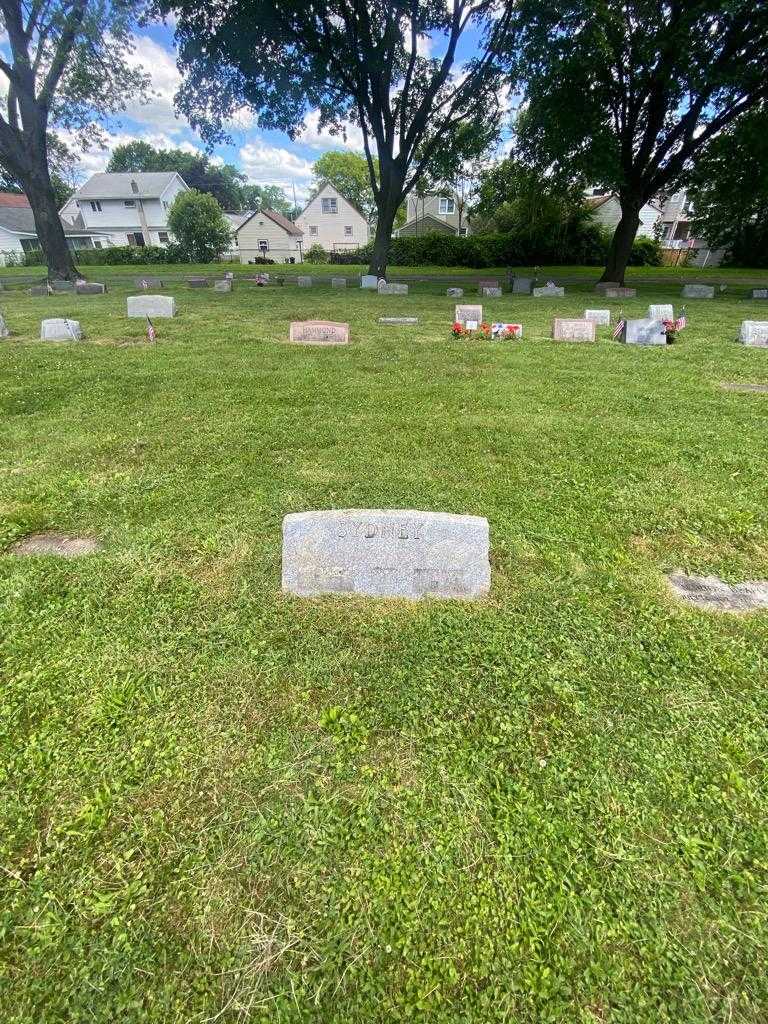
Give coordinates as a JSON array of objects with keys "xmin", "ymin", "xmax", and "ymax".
[
  {"xmin": 331, "ymin": 277, "xmax": 347, "ymax": 288},
  {"xmin": 604, "ymin": 286, "xmax": 636, "ymax": 298},
  {"xmin": 135, "ymin": 276, "xmax": 163, "ymax": 289},
  {"xmin": 41, "ymin": 318, "xmax": 82, "ymax": 341},
  {"xmin": 297, "ymin": 276, "xmax": 313, "ymax": 287},
  {"xmin": 75, "ymin": 282, "xmax": 106, "ymax": 295},
  {"xmin": 187, "ymin": 277, "xmax": 210, "ymax": 288},
  {"xmin": 552, "ymin": 318, "xmax": 596, "ymax": 342},
  {"xmin": 595, "ymin": 282, "xmax": 621, "ymax": 294},
  {"xmin": 751, "ymin": 289, "xmax": 768, "ymax": 299},
  {"xmin": 533, "ymin": 284, "xmax": 564, "ymax": 297},
  {"xmin": 378, "ymin": 280, "xmax": 408, "ymax": 295},
  {"xmin": 740, "ymin": 321, "xmax": 768, "ymax": 347},
  {"xmin": 667, "ymin": 572, "xmax": 768, "ymax": 612},
  {"xmin": 379, "ymin": 317, "xmax": 418, "ymax": 325},
  {"xmin": 282, "ymin": 509, "xmax": 491, "ymax": 600},
  {"xmin": 584, "ymin": 309, "xmax": 610, "ymax": 325},
  {"xmin": 447, "ymin": 288, "xmax": 464, "ymax": 297},
  {"xmin": 288, "ymin": 320, "xmax": 350, "ymax": 345},
  {"xmin": 213, "ymin": 280, "xmax": 232, "ymax": 292},
  {"xmin": 481, "ymin": 287, "xmax": 502, "ymax": 297},
  {"xmin": 682, "ymin": 284, "xmax": 714, "ymax": 299}
]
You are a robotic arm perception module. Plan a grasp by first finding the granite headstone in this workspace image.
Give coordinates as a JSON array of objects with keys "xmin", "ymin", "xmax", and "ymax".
[
  {"xmin": 552, "ymin": 318, "xmax": 596, "ymax": 342},
  {"xmin": 127, "ymin": 295, "xmax": 176, "ymax": 318},
  {"xmin": 584, "ymin": 309, "xmax": 610, "ymax": 325},
  {"xmin": 40, "ymin": 318, "xmax": 82, "ymax": 341},
  {"xmin": 621, "ymin": 318, "xmax": 667, "ymax": 346},
  {"xmin": 288, "ymin": 320, "xmax": 350, "ymax": 345},
  {"xmin": 682, "ymin": 284, "xmax": 714, "ymax": 299},
  {"xmin": 740, "ymin": 321, "xmax": 768, "ymax": 347}
]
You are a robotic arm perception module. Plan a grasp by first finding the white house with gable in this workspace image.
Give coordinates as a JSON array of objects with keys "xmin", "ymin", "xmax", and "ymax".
[
  {"xmin": 585, "ymin": 190, "xmax": 662, "ymax": 237},
  {"xmin": 295, "ymin": 182, "xmax": 369, "ymax": 251},
  {"xmin": 60, "ymin": 172, "xmax": 190, "ymax": 248}
]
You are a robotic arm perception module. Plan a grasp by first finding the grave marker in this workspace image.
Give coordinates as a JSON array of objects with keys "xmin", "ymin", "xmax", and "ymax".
[
  {"xmin": 552, "ymin": 318, "xmax": 596, "ymax": 342},
  {"xmin": 75, "ymin": 282, "xmax": 106, "ymax": 295},
  {"xmin": 477, "ymin": 278, "xmax": 500, "ymax": 293},
  {"xmin": 378, "ymin": 280, "xmax": 408, "ymax": 295},
  {"xmin": 648, "ymin": 304, "xmax": 673, "ymax": 320},
  {"xmin": 135, "ymin": 276, "xmax": 163, "ymax": 289},
  {"xmin": 50, "ymin": 280, "xmax": 74, "ymax": 293},
  {"xmin": 379, "ymin": 317, "xmax": 418, "ymax": 325},
  {"xmin": 297, "ymin": 276, "xmax": 313, "ymax": 287},
  {"xmin": 584, "ymin": 309, "xmax": 610, "ymax": 325},
  {"xmin": 0, "ymin": 312, "xmax": 9, "ymax": 337},
  {"xmin": 447, "ymin": 288, "xmax": 464, "ymax": 297},
  {"xmin": 740, "ymin": 321, "xmax": 768, "ymax": 347},
  {"xmin": 40, "ymin": 318, "xmax": 82, "ymax": 341},
  {"xmin": 595, "ymin": 281, "xmax": 621, "ymax": 294},
  {"xmin": 604, "ymin": 286, "xmax": 636, "ymax": 298},
  {"xmin": 361, "ymin": 274, "xmax": 378, "ymax": 289},
  {"xmin": 214, "ymin": 280, "xmax": 232, "ymax": 292},
  {"xmin": 682, "ymin": 284, "xmax": 714, "ymax": 298},
  {"xmin": 532, "ymin": 284, "xmax": 564, "ymax": 297},
  {"xmin": 331, "ymin": 277, "xmax": 348, "ymax": 288},
  {"xmin": 481, "ymin": 287, "xmax": 502, "ymax": 297},
  {"xmin": 187, "ymin": 277, "xmax": 210, "ymax": 288},
  {"xmin": 751, "ymin": 288, "xmax": 768, "ymax": 299},
  {"xmin": 621, "ymin": 317, "xmax": 667, "ymax": 345},
  {"xmin": 455, "ymin": 304, "xmax": 483, "ymax": 325},
  {"xmin": 511, "ymin": 277, "xmax": 533, "ymax": 294},
  {"xmin": 127, "ymin": 295, "xmax": 176, "ymax": 318},
  {"xmin": 28, "ymin": 286, "xmax": 48, "ymax": 297},
  {"xmin": 288, "ymin": 320, "xmax": 350, "ymax": 345},
  {"xmin": 282, "ymin": 509, "xmax": 490, "ymax": 599}
]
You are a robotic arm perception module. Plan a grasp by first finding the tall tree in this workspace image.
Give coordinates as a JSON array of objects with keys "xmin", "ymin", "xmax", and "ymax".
[
  {"xmin": 0, "ymin": 133, "xmax": 77, "ymax": 207},
  {"xmin": 107, "ymin": 142, "xmax": 247, "ymax": 209},
  {"xmin": 686, "ymin": 106, "xmax": 768, "ymax": 267},
  {"xmin": 239, "ymin": 183, "xmax": 293, "ymax": 216},
  {"xmin": 508, "ymin": 0, "xmax": 768, "ymax": 283},
  {"xmin": 0, "ymin": 0, "xmax": 150, "ymax": 278},
  {"xmin": 312, "ymin": 151, "xmax": 377, "ymax": 224},
  {"xmin": 163, "ymin": 0, "xmax": 513, "ymax": 277}
]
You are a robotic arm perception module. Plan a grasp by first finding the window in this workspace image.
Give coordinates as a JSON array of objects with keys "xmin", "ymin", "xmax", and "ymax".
[
  {"xmin": 158, "ymin": 231, "xmax": 169, "ymax": 243},
  {"xmin": 124, "ymin": 200, "xmax": 136, "ymax": 208},
  {"xmin": 344, "ymin": 225, "xmax": 353, "ymax": 237},
  {"xmin": 258, "ymin": 239, "xmax": 269, "ymax": 252},
  {"xmin": 438, "ymin": 197, "xmax": 455, "ymax": 215},
  {"xmin": 321, "ymin": 197, "xmax": 337, "ymax": 214},
  {"xmin": 162, "ymin": 201, "xmax": 169, "ymax": 211},
  {"xmin": 309, "ymin": 225, "xmax": 318, "ymax": 236},
  {"xmin": 93, "ymin": 241, "xmax": 103, "ymax": 249},
  {"xmin": 458, "ymin": 227, "xmax": 468, "ymax": 237},
  {"xmin": 127, "ymin": 232, "xmax": 145, "ymax": 247},
  {"xmin": 130, "ymin": 179, "xmax": 139, "ymax": 194},
  {"xmin": 89, "ymin": 201, "xmax": 102, "ymax": 213}
]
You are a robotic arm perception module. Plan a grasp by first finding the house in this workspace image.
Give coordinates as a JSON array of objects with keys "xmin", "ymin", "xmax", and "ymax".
[
  {"xmin": 59, "ymin": 172, "xmax": 189, "ymax": 248},
  {"xmin": 0, "ymin": 192, "xmax": 110, "ymax": 264},
  {"xmin": 294, "ymin": 182, "xmax": 369, "ymax": 251},
  {"xmin": 657, "ymin": 190, "xmax": 724, "ymax": 267},
  {"xmin": 235, "ymin": 207, "xmax": 303, "ymax": 263},
  {"xmin": 396, "ymin": 191, "xmax": 471, "ymax": 237},
  {"xmin": 585, "ymin": 191, "xmax": 663, "ymax": 238},
  {"xmin": 221, "ymin": 210, "xmax": 253, "ymax": 259}
]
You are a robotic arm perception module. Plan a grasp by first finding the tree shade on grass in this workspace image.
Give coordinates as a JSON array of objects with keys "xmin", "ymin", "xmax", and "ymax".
[{"xmin": 2, "ymin": 282, "xmax": 768, "ymax": 1020}]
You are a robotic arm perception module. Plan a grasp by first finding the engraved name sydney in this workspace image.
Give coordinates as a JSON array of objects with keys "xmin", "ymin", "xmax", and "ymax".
[{"xmin": 282, "ymin": 510, "xmax": 490, "ymax": 599}]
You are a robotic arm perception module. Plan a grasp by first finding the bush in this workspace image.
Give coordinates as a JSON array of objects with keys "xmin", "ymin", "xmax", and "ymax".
[
  {"xmin": 627, "ymin": 234, "xmax": 663, "ymax": 266},
  {"xmin": 167, "ymin": 190, "xmax": 232, "ymax": 263},
  {"xmin": 305, "ymin": 243, "xmax": 329, "ymax": 263}
]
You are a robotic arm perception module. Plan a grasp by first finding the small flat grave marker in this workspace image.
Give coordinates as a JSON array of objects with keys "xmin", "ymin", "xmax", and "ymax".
[
  {"xmin": 379, "ymin": 317, "xmax": 418, "ymax": 325},
  {"xmin": 595, "ymin": 282, "xmax": 621, "ymax": 294},
  {"xmin": 491, "ymin": 322, "xmax": 523, "ymax": 338},
  {"xmin": 40, "ymin": 318, "xmax": 82, "ymax": 341},
  {"xmin": 378, "ymin": 280, "xmax": 408, "ymax": 295},
  {"xmin": 282, "ymin": 509, "xmax": 490, "ymax": 600},
  {"xmin": 751, "ymin": 288, "xmax": 768, "ymax": 299},
  {"xmin": 213, "ymin": 280, "xmax": 232, "ymax": 292},
  {"xmin": 552, "ymin": 318, "xmax": 596, "ymax": 342},
  {"xmin": 75, "ymin": 282, "xmax": 106, "ymax": 295},
  {"xmin": 740, "ymin": 321, "xmax": 768, "ymax": 347},
  {"xmin": 51, "ymin": 280, "xmax": 74, "ymax": 293},
  {"xmin": 533, "ymin": 284, "xmax": 564, "ymax": 297},
  {"xmin": 127, "ymin": 295, "xmax": 176, "ymax": 318},
  {"xmin": 648, "ymin": 304, "xmax": 673, "ymax": 320},
  {"xmin": 187, "ymin": 277, "xmax": 210, "ymax": 288},
  {"xmin": 720, "ymin": 382, "xmax": 768, "ymax": 394},
  {"xmin": 7, "ymin": 532, "xmax": 102, "ymax": 557},
  {"xmin": 682, "ymin": 284, "xmax": 714, "ymax": 299},
  {"xmin": 604, "ymin": 286, "xmax": 636, "ymax": 298},
  {"xmin": 135, "ymin": 276, "xmax": 163, "ymax": 289},
  {"xmin": 584, "ymin": 309, "xmax": 610, "ymax": 325},
  {"xmin": 667, "ymin": 572, "xmax": 768, "ymax": 612},
  {"xmin": 288, "ymin": 320, "xmax": 349, "ymax": 345},
  {"xmin": 331, "ymin": 277, "xmax": 347, "ymax": 288},
  {"xmin": 477, "ymin": 278, "xmax": 500, "ymax": 293}
]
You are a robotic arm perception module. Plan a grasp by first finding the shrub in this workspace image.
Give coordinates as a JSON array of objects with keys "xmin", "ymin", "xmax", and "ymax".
[
  {"xmin": 627, "ymin": 234, "xmax": 663, "ymax": 266},
  {"xmin": 167, "ymin": 190, "xmax": 232, "ymax": 263},
  {"xmin": 305, "ymin": 243, "xmax": 329, "ymax": 263}
]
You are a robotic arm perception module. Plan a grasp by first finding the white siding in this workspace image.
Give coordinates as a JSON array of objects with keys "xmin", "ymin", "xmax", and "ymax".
[
  {"xmin": 237, "ymin": 212, "xmax": 302, "ymax": 263},
  {"xmin": 0, "ymin": 226, "xmax": 25, "ymax": 263},
  {"xmin": 295, "ymin": 184, "xmax": 368, "ymax": 251},
  {"xmin": 591, "ymin": 196, "xmax": 660, "ymax": 238}
]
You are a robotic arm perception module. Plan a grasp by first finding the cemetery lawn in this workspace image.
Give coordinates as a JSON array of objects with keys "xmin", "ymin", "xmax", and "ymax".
[{"xmin": 2, "ymin": 278, "xmax": 768, "ymax": 1023}]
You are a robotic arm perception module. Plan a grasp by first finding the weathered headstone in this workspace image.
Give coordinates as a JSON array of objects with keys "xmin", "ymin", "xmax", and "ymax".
[
  {"xmin": 187, "ymin": 277, "xmax": 210, "ymax": 288},
  {"xmin": 648, "ymin": 303, "xmax": 673, "ymax": 320},
  {"xmin": 595, "ymin": 281, "xmax": 621, "ymax": 294},
  {"xmin": 0, "ymin": 312, "xmax": 9, "ymax": 337},
  {"xmin": 75, "ymin": 282, "xmax": 106, "ymax": 295},
  {"xmin": 51, "ymin": 280, "xmax": 74, "ymax": 293},
  {"xmin": 532, "ymin": 284, "xmax": 565, "ymax": 298},
  {"xmin": 604, "ymin": 286, "xmax": 636, "ymax": 298},
  {"xmin": 28, "ymin": 286, "xmax": 48, "ymax": 297},
  {"xmin": 667, "ymin": 572, "xmax": 768, "ymax": 612},
  {"xmin": 127, "ymin": 295, "xmax": 176, "ymax": 318},
  {"xmin": 213, "ymin": 280, "xmax": 232, "ymax": 292},
  {"xmin": 584, "ymin": 309, "xmax": 610, "ymax": 325},
  {"xmin": 751, "ymin": 289, "xmax": 768, "ymax": 299},
  {"xmin": 447, "ymin": 287, "xmax": 464, "ymax": 298},
  {"xmin": 378, "ymin": 281, "xmax": 408, "ymax": 295},
  {"xmin": 552, "ymin": 318, "xmax": 596, "ymax": 342},
  {"xmin": 135, "ymin": 276, "xmax": 163, "ymax": 289},
  {"xmin": 288, "ymin": 320, "xmax": 350, "ymax": 345},
  {"xmin": 455, "ymin": 304, "xmax": 483, "ymax": 325},
  {"xmin": 511, "ymin": 277, "xmax": 533, "ymax": 294},
  {"xmin": 361, "ymin": 274, "xmax": 378, "ymax": 289},
  {"xmin": 621, "ymin": 318, "xmax": 667, "ymax": 346},
  {"xmin": 477, "ymin": 278, "xmax": 500, "ymax": 293},
  {"xmin": 682, "ymin": 284, "xmax": 714, "ymax": 299},
  {"xmin": 297, "ymin": 276, "xmax": 313, "ymax": 287},
  {"xmin": 282, "ymin": 509, "xmax": 490, "ymax": 599},
  {"xmin": 740, "ymin": 321, "xmax": 768, "ymax": 347},
  {"xmin": 481, "ymin": 287, "xmax": 502, "ymax": 297},
  {"xmin": 379, "ymin": 317, "xmax": 418, "ymax": 325},
  {"xmin": 40, "ymin": 318, "xmax": 82, "ymax": 341},
  {"xmin": 331, "ymin": 277, "xmax": 347, "ymax": 288}
]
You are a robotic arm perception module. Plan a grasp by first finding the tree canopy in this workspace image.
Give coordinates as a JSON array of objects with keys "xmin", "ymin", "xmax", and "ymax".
[
  {"xmin": 0, "ymin": 0, "xmax": 150, "ymax": 277},
  {"xmin": 107, "ymin": 142, "xmax": 247, "ymax": 210},
  {"xmin": 166, "ymin": 189, "xmax": 231, "ymax": 262},
  {"xmin": 161, "ymin": 0, "xmax": 513, "ymax": 276},
  {"xmin": 508, "ymin": 0, "xmax": 768, "ymax": 282}
]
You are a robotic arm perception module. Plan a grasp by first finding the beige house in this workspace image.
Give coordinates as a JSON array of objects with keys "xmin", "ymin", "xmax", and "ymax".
[
  {"xmin": 295, "ymin": 182, "xmax": 369, "ymax": 251},
  {"xmin": 235, "ymin": 207, "xmax": 303, "ymax": 263},
  {"xmin": 397, "ymin": 191, "xmax": 470, "ymax": 236}
]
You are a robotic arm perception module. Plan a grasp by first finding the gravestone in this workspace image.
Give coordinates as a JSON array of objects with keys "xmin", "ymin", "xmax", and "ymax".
[
  {"xmin": 361, "ymin": 274, "xmax": 378, "ymax": 289},
  {"xmin": 379, "ymin": 317, "xmax": 418, "ymax": 325},
  {"xmin": 584, "ymin": 309, "xmax": 610, "ymax": 325},
  {"xmin": 532, "ymin": 284, "xmax": 564, "ymax": 297},
  {"xmin": 0, "ymin": 312, "xmax": 9, "ymax": 337},
  {"xmin": 127, "ymin": 295, "xmax": 176, "ymax": 318},
  {"xmin": 282, "ymin": 509, "xmax": 490, "ymax": 600},
  {"xmin": 28, "ymin": 286, "xmax": 48, "ymax": 297},
  {"xmin": 621, "ymin": 318, "xmax": 667, "ymax": 346},
  {"xmin": 511, "ymin": 277, "xmax": 533, "ymax": 294},
  {"xmin": 331, "ymin": 277, "xmax": 347, "ymax": 288},
  {"xmin": 648, "ymin": 304, "xmax": 673, "ymax": 320},
  {"xmin": 751, "ymin": 289, "xmax": 768, "ymax": 299},
  {"xmin": 447, "ymin": 288, "xmax": 464, "ymax": 297},
  {"xmin": 7, "ymin": 531, "xmax": 101, "ymax": 557},
  {"xmin": 75, "ymin": 282, "xmax": 106, "ymax": 295},
  {"xmin": 214, "ymin": 280, "xmax": 232, "ymax": 292},
  {"xmin": 682, "ymin": 284, "xmax": 714, "ymax": 298},
  {"xmin": 40, "ymin": 318, "xmax": 82, "ymax": 341},
  {"xmin": 740, "ymin": 321, "xmax": 768, "ymax": 347},
  {"xmin": 481, "ymin": 287, "xmax": 502, "ymax": 297},
  {"xmin": 297, "ymin": 276, "xmax": 313, "ymax": 287},
  {"xmin": 667, "ymin": 572, "xmax": 768, "ymax": 612},
  {"xmin": 604, "ymin": 286, "xmax": 636, "ymax": 298},
  {"xmin": 51, "ymin": 280, "xmax": 74, "ymax": 293},
  {"xmin": 595, "ymin": 282, "xmax": 621, "ymax": 294},
  {"xmin": 455, "ymin": 304, "xmax": 483, "ymax": 326},
  {"xmin": 552, "ymin": 318, "xmax": 596, "ymax": 342},
  {"xmin": 378, "ymin": 281, "xmax": 408, "ymax": 295},
  {"xmin": 288, "ymin": 320, "xmax": 349, "ymax": 345},
  {"xmin": 187, "ymin": 277, "xmax": 210, "ymax": 288},
  {"xmin": 135, "ymin": 276, "xmax": 163, "ymax": 288},
  {"xmin": 477, "ymin": 278, "xmax": 500, "ymax": 293}
]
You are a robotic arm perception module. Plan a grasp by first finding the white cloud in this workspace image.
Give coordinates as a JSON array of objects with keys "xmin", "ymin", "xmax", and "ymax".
[
  {"xmin": 123, "ymin": 35, "xmax": 184, "ymax": 131},
  {"xmin": 298, "ymin": 109, "xmax": 365, "ymax": 151},
  {"xmin": 238, "ymin": 138, "xmax": 315, "ymax": 200},
  {"xmin": 59, "ymin": 127, "xmax": 202, "ymax": 181}
]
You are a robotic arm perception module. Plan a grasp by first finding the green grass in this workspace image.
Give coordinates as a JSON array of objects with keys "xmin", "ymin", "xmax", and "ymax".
[{"xmin": 2, "ymin": 277, "xmax": 768, "ymax": 1022}]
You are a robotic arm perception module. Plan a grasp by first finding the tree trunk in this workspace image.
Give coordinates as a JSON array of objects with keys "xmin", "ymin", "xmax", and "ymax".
[
  {"xmin": 599, "ymin": 198, "xmax": 642, "ymax": 284},
  {"xmin": 22, "ymin": 163, "xmax": 79, "ymax": 280},
  {"xmin": 368, "ymin": 196, "xmax": 400, "ymax": 278}
]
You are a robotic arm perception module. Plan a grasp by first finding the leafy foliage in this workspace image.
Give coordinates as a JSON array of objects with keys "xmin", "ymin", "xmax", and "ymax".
[
  {"xmin": 304, "ymin": 243, "xmax": 329, "ymax": 264},
  {"xmin": 166, "ymin": 191, "xmax": 232, "ymax": 263},
  {"xmin": 311, "ymin": 152, "xmax": 377, "ymax": 222}
]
